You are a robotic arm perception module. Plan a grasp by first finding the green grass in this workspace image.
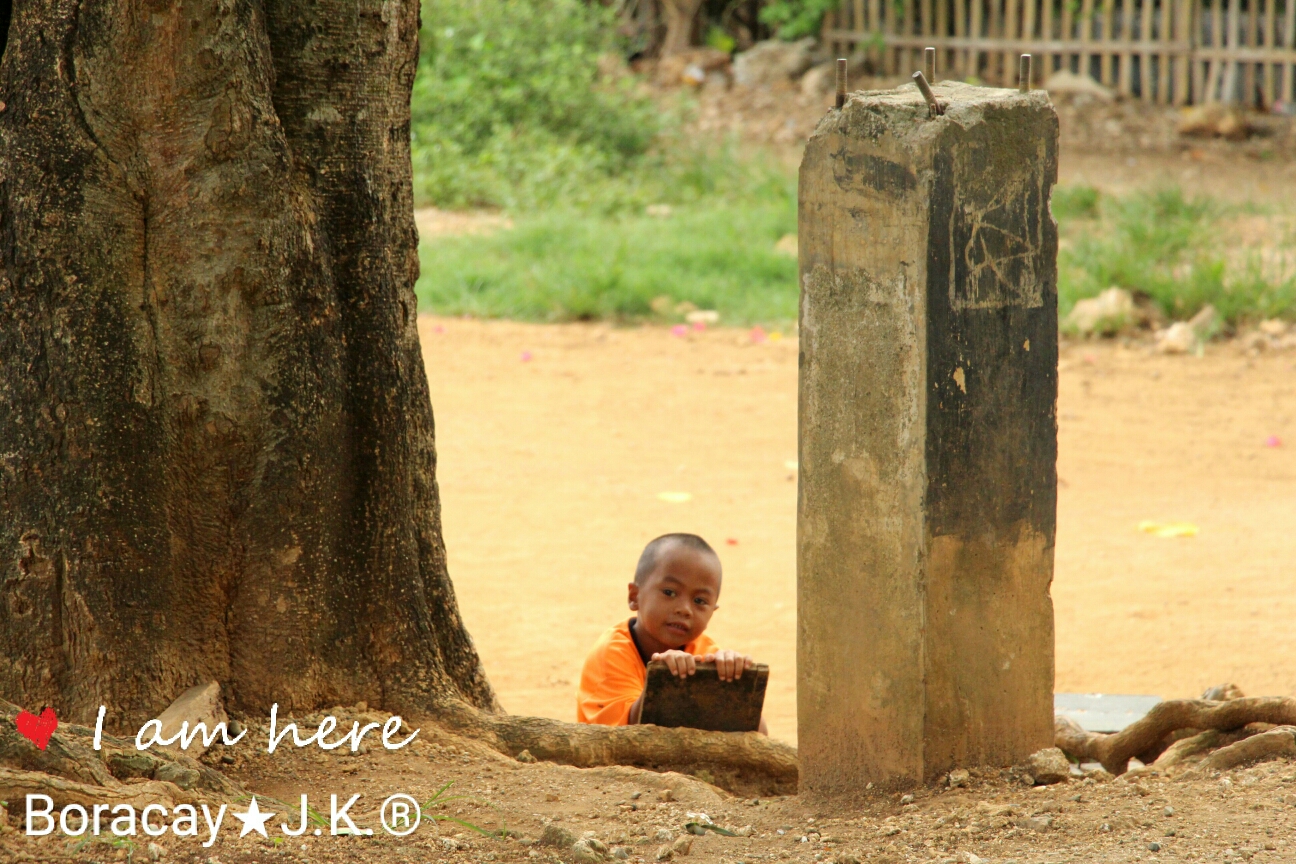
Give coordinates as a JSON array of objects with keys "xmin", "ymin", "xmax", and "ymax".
[
  {"xmin": 1058, "ymin": 186, "xmax": 1296, "ymax": 329},
  {"xmin": 416, "ymin": 200, "xmax": 799, "ymax": 325}
]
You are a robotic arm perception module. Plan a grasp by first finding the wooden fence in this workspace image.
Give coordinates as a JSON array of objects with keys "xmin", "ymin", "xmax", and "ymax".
[{"xmin": 822, "ymin": 0, "xmax": 1296, "ymax": 105}]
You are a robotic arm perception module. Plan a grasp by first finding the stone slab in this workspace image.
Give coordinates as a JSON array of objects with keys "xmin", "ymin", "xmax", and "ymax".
[{"xmin": 1054, "ymin": 693, "xmax": 1163, "ymax": 733}]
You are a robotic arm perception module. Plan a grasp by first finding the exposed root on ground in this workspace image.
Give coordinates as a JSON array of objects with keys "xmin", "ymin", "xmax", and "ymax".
[
  {"xmin": 430, "ymin": 702, "xmax": 799, "ymax": 796},
  {"xmin": 1055, "ymin": 692, "xmax": 1296, "ymax": 776},
  {"xmin": 0, "ymin": 700, "xmax": 240, "ymax": 810}
]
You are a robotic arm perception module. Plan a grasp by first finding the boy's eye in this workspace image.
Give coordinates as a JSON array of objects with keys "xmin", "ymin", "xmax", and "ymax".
[
  {"xmin": 662, "ymin": 589, "xmax": 675, "ymax": 597},
  {"xmin": 693, "ymin": 597, "xmax": 709, "ymax": 607}
]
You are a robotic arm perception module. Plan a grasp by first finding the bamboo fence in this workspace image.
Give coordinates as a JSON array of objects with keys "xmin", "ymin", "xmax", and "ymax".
[{"xmin": 823, "ymin": 0, "xmax": 1296, "ymax": 105}]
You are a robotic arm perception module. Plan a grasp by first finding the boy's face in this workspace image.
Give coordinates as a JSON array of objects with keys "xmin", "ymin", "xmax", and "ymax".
[{"xmin": 628, "ymin": 543, "xmax": 722, "ymax": 653}]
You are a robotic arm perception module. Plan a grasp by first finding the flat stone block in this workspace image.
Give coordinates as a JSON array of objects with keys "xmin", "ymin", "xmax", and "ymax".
[{"xmin": 797, "ymin": 82, "xmax": 1059, "ymax": 796}]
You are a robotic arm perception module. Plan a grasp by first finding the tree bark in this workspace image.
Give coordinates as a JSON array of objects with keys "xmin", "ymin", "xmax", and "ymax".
[
  {"xmin": 660, "ymin": 0, "xmax": 704, "ymax": 56},
  {"xmin": 0, "ymin": 0, "xmax": 491, "ymax": 729},
  {"xmin": 0, "ymin": 0, "xmax": 798, "ymax": 792}
]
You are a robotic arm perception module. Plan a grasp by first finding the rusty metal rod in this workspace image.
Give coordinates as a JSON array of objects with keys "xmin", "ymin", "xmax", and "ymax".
[
  {"xmin": 912, "ymin": 71, "xmax": 944, "ymax": 116},
  {"xmin": 925, "ymin": 47, "xmax": 936, "ymax": 83},
  {"xmin": 836, "ymin": 58, "xmax": 848, "ymax": 109},
  {"xmin": 1019, "ymin": 53, "xmax": 1032, "ymax": 93}
]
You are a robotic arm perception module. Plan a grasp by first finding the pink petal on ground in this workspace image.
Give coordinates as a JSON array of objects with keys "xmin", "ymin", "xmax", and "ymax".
[
  {"xmin": 691, "ymin": 321, "xmax": 706, "ymax": 332},
  {"xmin": 750, "ymin": 326, "xmax": 767, "ymax": 343},
  {"xmin": 671, "ymin": 324, "xmax": 688, "ymax": 337},
  {"xmin": 1265, "ymin": 435, "xmax": 1282, "ymax": 447},
  {"xmin": 520, "ymin": 351, "xmax": 532, "ymax": 362}
]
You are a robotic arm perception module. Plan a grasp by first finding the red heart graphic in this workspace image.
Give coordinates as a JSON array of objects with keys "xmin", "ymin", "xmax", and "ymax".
[{"xmin": 15, "ymin": 707, "xmax": 58, "ymax": 750}]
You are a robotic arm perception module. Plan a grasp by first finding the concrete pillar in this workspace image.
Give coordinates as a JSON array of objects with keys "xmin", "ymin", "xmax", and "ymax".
[{"xmin": 797, "ymin": 82, "xmax": 1059, "ymax": 796}]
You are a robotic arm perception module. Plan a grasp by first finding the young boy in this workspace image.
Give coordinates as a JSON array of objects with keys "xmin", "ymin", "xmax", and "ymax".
[{"xmin": 576, "ymin": 533, "xmax": 766, "ymax": 732}]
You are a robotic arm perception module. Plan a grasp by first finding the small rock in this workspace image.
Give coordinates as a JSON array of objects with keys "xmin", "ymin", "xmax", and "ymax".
[
  {"xmin": 1044, "ymin": 69, "xmax": 1115, "ymax": 102},
  {"xmin": 515, "ymin": 749, "xmax": 537, "ymax": 763},
  {"xmin": 613, "ymin": 848, "xmax": 632, "ymax": 860},
  {"xmin": 147, "ymin": 842, "xmax": 164, "ymax": 860},
  {"xmin": 735, "ymin": 825, "xmax": 754, "ymax": 837},
  {"xmin": 655, "ymin": 829, "xmax": 675, "ymax": 842},
  {"xmin": 834, "ymin": 855, "xmax": 862, "ymax": 864},
  {"xmin": 1202, "ymin": 683, "xmax": 1246, "ymax": 701},
  {"xmin": 1019, "ymin": 773, "xmax": 1036, "ymax": 786},
  {"xmin": 1148, "ymin": 841, "xmax": 1163, "ymax": 852},
  {"xmin": 1026, "ymin": 747, "xmax": 1073, "ymax": 785},
  {"xmin": 899, "ymin": 794, "xmax": 914, "ymax": 804},
  {"xmin": 1259, "ymin": 319, "xmax": 1289, "ymax": 337},
  {"xmin": 733, "ymin": 38, "xmax": 816, "ymax": 87},
  {"xmin": 1178, "ymin": 103, "xmax": 1252, "ymax": 139},
  {"xmin": 571, "ymin": 839, "xmax": 608, "ymax": 863},
  {"xmin": 152, "ymin": 681, "xmax": 229, "ymax": 757},
  {"xmin": 948, "ymin": 768, "xmax": 970, "ymax": 788},
  {"xmin": 630, "ymin": 791, "xmax": 642, "ymax": 800},
  {"xmin": 670, "ymin": 836, "xmax": 694, "ymax": 856},
  {"xmin": 655, "ymin": 844, "xmax": 674, "ymax": 861},
  {"xmin": 1015, "ymin": 815, "xmax": 1053, "ymax": 832},
  {"xmin": 540, "ymin": 824, "xmax": 577, "ymax": 848},
  {"xmin": 545, "ymin": 792, "xmax": 560, "ymax": 802},
  {"xmin": 1155, "ymin": 321, "xmax": 1196, "ymax": 354},
  {"xmin": 1065, "ymin": 287, "xmax": 1135, "ymax": 336},
  {"xmin": 657, "ymin": 789, "xmax": 675, "ymax": 802},
  {"xmin": 1164, "ymin": 805, "xmax": 1175, "ymax": 817}
]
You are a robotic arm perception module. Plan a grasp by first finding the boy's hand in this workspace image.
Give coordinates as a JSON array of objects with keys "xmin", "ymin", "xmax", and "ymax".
[
  {"xmin": 651, "ymin": 649, "xmax": 699, "ymax": 678},
  {"xmin": 703, "ymin": 650, "xmax": 755, "ymax": 682}
]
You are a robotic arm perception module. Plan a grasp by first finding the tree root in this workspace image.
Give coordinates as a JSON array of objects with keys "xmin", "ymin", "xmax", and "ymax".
[
  {"xmin": 431, "ymin": 703, "xmax": 798, "ymax": 796},
  {"xmin": 1056, "ymin": 695, "xmax": 1296, "ymax": 775},
  {"xmin": 1191, "ymin": 726, "xmax": 1296, "ymax": 774},
  {"xmin": 0, "ymin": 700, "xmax": 240, "ymax": 811}
]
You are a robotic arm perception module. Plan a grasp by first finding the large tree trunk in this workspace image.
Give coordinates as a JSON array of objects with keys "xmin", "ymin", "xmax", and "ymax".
[
  {"xmin": 0, "ymin": 0, "xmax": 798, "ymax": 791},
  {"xmin": 0, "ymin": 0, "xmax": 492, "ymax": 728},
  {"xmin": 660, "ymin": 0, "xmax": 704, "ymax": 57}
]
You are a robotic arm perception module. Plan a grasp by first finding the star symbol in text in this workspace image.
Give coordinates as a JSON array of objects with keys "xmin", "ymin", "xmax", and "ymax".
[{"xmin": 233, "ymin": 795, "xmax": 276, "ymax": 838}]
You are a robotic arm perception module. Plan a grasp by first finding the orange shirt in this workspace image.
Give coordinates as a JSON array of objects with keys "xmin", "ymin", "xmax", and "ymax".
[{"xmin": 576, "ymin": 619, "xmax": 718, "ymax": 725}]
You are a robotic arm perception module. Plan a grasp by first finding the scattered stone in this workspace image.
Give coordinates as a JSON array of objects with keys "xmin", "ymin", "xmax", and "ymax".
[
  {"xmin": 1178, "ymin": 103, "xmax": 1252, "ymax": 139},
  {"xmin": 1164, "ymin": 805, "xmax": 1175, "ymax": 817},
  {"xmin": 899, "ymin": 794, "xmax": 914, "ymax": 804},
  {"xmin": 1015, "ymin": 815, "xmax": 1053, "ymax": 832},
  {"xmin": 515, "ymin": 749, "xmax": 537, "ymax": 763},
  {"xmin": 734, "ymin": 825, "xmax": 754, "ymax": 836},
  {"xmin": 670, "ymin": 835, "xmax": 694, "ymax": 856},
  {"xmin": 1202, "ymin": 683, "xmax": 1246, "ymax": 701},
  {"xmin": 1044, "ymin": 69, "xmax": 1115, "ymax": 102},
  {"xmin": 733, "ymin": 38, "xmax": 815, "ymax": 87},
  {"xmin": 655, "ymin": 845, "xmax": 674, "ymax": 861},
  {"xmin": 1259, "ymin": 319, "xmax": 1289, "ymax": 337},
  {"xmin": 540, "ymin": 824, "xmax": 577, "ymax": 848},
  {"xmin": 948, "ymin": 768, "xmax": 970, "ymax": 788},
  {"xmin": 685, "ymin": 310, "xmax": 720, "ymax": 325},
  {"xmin": 153, "ymin": 681, "xmax": 229, "ymax": 757},
  {"xmin": 613, "ymin": 848, "xmax": 632, "ymax": 860},
  {"xmin": 545, "ymin": 793, "xmax": 560, "ymax": 802},
  {"xmin": 1157, "ymin": 304, "xmax": 1217, "ymax": 354},
  {"xmin": 1148, "ymin": 841, "xmax": 1163, "ymax": 852},
  {"xmin": 833, "ymin": 855, "xmax": 862, "ymax": 864},
  {"xmin": 148, "ymin": 842, "xmax": 164, "ymax": 861},
  {"xmin": 1064, "ymin": 287, "xmax": 1135, "ymax": 336},
  {"xmin": 1020, "ymin": 773, "xmax": 1036, "ymax": 786},
  {"xmin": 1027, "ymin": 747, "xmax": 1073, "ymax": 785},
  {"xmin": 571, "ymin": 838, "xmax": 609, "ymax": 863},
  {"xmin": 655, "ymin": 829, "xmax": 676, "ymax": 842},
  {"xmin": 657, "ymin": 789, "xmax": 675, "ymax": 803}
]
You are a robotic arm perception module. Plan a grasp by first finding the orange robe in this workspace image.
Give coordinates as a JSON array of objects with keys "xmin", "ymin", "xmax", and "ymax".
[{"xmin": 576, "ymin": 619, "xmax": 717, "ymax": 725}]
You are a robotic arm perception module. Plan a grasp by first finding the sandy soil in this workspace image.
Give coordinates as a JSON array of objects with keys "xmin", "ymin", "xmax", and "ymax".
[{"xmin": 416, "ymin": 319, "xmax": 1296, "ymax": 746}]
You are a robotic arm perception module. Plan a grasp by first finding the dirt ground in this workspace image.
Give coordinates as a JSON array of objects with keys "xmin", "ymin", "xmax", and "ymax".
[
  {"xmin": 6, "ymin": 708, "xmax": 1296, "ymax": 864},
  {"xmin": 417, "ymin": 320, "xmax": 1296, "ymax": 745}
]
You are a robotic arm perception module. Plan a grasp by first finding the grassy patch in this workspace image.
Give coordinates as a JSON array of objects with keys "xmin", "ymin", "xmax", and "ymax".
[
  {"xmin": 1058, "ymin": 186, "xmax": 1296, "ymax": 328},
  {"xmin": 416, "ymin": 199, "xmax": 798, "ymax": 326}
]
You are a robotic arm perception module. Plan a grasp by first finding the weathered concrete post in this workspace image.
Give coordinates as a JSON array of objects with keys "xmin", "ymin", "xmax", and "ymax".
[{"xmin": 797, "ymin": 82, "xmax": 1059, "ymax": 796}]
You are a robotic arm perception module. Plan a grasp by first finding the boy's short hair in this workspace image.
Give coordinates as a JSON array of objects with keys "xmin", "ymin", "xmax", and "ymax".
[{"xmin": 634, "ymin": 533, "xmax": 718, "ymax": 584}]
